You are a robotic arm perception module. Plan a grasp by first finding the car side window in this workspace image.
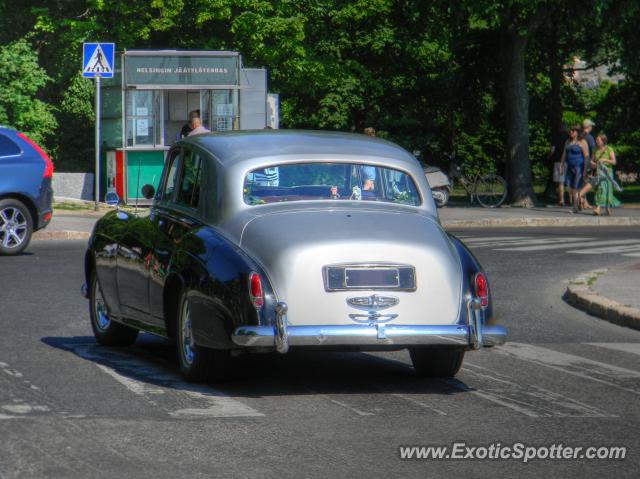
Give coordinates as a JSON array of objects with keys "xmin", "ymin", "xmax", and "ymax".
[
  {"xmin": 175, "ymin": 148, "xmax": 202, "ymax": 210},
  {"xmin": 0, "ymin": 134, "xmax": 21, "ymax": 157},
  {"xmin": 162, "ymin": 150, "xmax": 181, "ymax": 200}
]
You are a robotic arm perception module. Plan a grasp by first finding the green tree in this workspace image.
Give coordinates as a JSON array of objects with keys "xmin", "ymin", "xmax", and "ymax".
[{"xmin": 0, "ymin": 38, "xmax": 57, "ymax": 149}]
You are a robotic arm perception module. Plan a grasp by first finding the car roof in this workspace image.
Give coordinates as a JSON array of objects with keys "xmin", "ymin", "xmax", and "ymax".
[{"xmin": 180, "ymin": 130, "xmax": 417, "ymax": 168}]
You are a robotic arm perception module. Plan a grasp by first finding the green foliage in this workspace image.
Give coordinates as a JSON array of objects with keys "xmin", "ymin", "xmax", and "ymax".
[
  {"xmin": 0, "ymin": 0, "xmax": 637, "ymax": 190},
  {"xmin": 0, "ymin": 38, "xmax": 57, "ymax": 149}
]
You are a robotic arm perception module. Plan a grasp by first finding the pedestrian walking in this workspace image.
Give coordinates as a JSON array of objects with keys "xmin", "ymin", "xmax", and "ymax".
[
  {"xmin": 580, "ymin": 119, "xmax": 597, "ymax": 209},
  {"xmin": 579, "ymin": 133, "xmax": 622, "ymax": 216},
  {"xmin": 559, "ymin": 125, "xmax": 589, "ymax": 213}
]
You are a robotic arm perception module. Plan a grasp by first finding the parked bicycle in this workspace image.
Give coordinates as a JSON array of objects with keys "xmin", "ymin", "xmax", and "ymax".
[{"xmin": 426, "ymin": 164, "xmax": 508, "ymax": 208}]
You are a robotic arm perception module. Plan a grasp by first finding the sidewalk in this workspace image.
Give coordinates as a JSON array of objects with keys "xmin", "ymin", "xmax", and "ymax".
[
  {"xmin": 439, "ymin": 204, "xmax": 640, "ymax": 228},
  {"xmin": 564, "ymin": 262, "xmax": 640, "ymax": 331}
]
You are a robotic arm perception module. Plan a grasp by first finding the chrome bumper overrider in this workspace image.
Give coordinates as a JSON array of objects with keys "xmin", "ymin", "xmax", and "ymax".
[{"xmin": 232, "ymin": 300, "xmax": 507, "ymax": 351}]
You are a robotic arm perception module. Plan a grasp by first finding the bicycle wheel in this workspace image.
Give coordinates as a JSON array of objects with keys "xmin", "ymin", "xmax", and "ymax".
[{"xmin": 474, "ymin": 173, "xmax": 507, "ymax": 208}]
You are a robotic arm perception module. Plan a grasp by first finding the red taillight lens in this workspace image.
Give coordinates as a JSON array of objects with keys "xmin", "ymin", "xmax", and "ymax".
[
  {"xmin": 17, "ymin": 132, "xmax": 53, "ymax": 178},
  {"xmin": 474, "ymin": 272, "xmax": 488, "ymax": 308},
  {"xmin": 249, "ymin": 272, "xmax": 264, "ymax": 310}
]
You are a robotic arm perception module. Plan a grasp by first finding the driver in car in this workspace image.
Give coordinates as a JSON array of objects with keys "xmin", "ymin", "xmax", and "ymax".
[{"xmin": 361, "ymin": 166, "xmax": 377, "ymax": 200}]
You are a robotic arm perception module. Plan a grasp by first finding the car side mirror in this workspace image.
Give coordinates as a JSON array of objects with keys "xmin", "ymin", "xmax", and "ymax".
[{"xmin": 141, "ymin": 184, "xmax": 155, "ymax": 200}]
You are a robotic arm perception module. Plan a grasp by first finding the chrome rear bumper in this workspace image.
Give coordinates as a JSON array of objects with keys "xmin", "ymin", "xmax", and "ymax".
[{"xmin": 232, "ymin": 323, "xmax": 507, "ymax": 351}]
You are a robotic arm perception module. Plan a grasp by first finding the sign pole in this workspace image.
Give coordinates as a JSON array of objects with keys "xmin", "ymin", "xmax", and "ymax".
[
  {"xmin": 95, "ymin": 75, "xmax": 101, "ymax": 211},
  {"xmin": 83, "ymin": 42, "xmax": 114, "ymax": 209}
]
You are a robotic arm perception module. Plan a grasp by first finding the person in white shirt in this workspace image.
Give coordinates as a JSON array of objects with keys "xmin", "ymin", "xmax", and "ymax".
[{"xmin": 187, "ymin": 117, "xmax": 210, "ymax": 136}]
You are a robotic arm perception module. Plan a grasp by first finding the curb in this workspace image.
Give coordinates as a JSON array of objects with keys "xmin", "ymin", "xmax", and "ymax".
[
  {"xmin": 442, "ymin": 216, "xmax": 640, "ymax": 228},
  {"xmin": 564, "ymin": 268, "xmax": 640, "ymax": 331},
  {"xmin": 32, "ymin": 230, "xmax": 90, "ymax": 241}
]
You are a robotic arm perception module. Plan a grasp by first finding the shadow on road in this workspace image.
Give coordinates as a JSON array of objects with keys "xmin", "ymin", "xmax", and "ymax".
[{"xmin": 41, "ymin": 335, "xmax": 472, "ymax": 398}]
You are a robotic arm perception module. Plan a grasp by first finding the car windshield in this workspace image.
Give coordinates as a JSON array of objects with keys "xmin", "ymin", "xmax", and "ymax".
[{"xmin": 243, "ymin": 162, "xmax": 421, "ymax": 206}]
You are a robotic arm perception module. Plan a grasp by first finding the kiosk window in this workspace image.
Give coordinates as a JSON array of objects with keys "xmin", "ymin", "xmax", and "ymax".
[
  {"xmin": 212, "ymin": 90, "xmax": 236, "ymax": 131},
  {"xmin": 126, "ymin": 90, "xmax": 158, "ymax": 146},
  {"xmin": 162, "ymin": 150, "xmax": 181, "ymax": 200},
  {"xmin": 176, "ymin": 149, "xmax": 202, "ymax": 209}
]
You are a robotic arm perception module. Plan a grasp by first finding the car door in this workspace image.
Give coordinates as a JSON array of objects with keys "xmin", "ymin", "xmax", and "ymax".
[
  {"xmin": 148, "ymin": 146, "xmax": 205, "ymax": 320},
  {"xmin": 115, "ymin": 150, "xmax": 182, "ymax": 328}
]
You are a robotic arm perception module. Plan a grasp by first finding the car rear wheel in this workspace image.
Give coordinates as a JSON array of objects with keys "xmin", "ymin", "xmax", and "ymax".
[
  {"xmin": 409, "ymin": 347, "xmax": 465, "ymax": 378},
  {"xmin": 89, "ymin": 270, "xmax": 139, "ymax": 346},
  {"xmin": 176, "ymin": 292, "xmax": 232, "ymax": 383},
  {"xmin": 0, "ymin": 199, "xmax": 33, "ymax": 256}
]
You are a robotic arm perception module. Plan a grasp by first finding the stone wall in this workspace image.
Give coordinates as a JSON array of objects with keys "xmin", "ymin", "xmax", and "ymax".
[{"xmin": 51, "ymin": 173, "xmax": 94, "ymax": 201}]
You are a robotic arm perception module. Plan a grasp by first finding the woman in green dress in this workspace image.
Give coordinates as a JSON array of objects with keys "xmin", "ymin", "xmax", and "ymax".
[{"xmin": 584, "ymin": 133, "xmax": 622, "ymax": 216}]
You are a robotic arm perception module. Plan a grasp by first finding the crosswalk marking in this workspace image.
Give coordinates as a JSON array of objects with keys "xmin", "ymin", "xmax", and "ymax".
[
  {"xmin": 458, "ymin": 233, "xmax": 640, "ymax": 257},
  {"xmin": 568, "ymin": 244, "xmax": 640, "ymax": 254},
  {"xmin": 588, "ymin": 343, "xmax": 640, "ymax": 356},
  {"xmin": 68, "ymin": 343, "xmax": 263, "ymax": 418},
  {"xmin": 456, "ymin": 363, "xmax": 613, "ymax": 417},
  {"xmin": 496, "ymin": 342, "xmax": 640, "ymax": 396},
  {"xmin": 495, "ymin": 238, "xmax": 639, "ymax": 252},
  {"xmin": 457, "ymin": 236, "xmax": 530, "ymax": 243},
  {"xmin": 470, "ymin": 237, "xmax": 590, "ymax": 248}
]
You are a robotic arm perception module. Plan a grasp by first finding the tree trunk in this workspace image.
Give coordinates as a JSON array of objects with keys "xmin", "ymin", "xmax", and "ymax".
[
  {"xmin": 544, "ymin": 30, "xmax": 565, "ymax": 197},
  {"xmin": 501, "ymin": 28, "xmax": 536, "ymax": 207}
]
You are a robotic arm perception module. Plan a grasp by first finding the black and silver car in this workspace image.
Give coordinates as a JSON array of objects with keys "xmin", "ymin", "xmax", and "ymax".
[{"xmin": 82, "ymin": 130, "xmax": 506, "ymax": 382}]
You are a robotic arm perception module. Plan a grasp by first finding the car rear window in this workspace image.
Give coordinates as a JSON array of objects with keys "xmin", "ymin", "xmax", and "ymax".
[
  {"xmin": 244, "ymin": 162, "xmax": 421, "ymax": 206},
  {"xmin": 0, "ymin": 134, "xmax": 21, "ymax": 157}
]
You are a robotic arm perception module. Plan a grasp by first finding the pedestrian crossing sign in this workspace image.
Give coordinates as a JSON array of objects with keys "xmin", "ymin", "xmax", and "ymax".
[{"xmin": 82, "ymin": 43, "xmax": 115, "ymax": 78}]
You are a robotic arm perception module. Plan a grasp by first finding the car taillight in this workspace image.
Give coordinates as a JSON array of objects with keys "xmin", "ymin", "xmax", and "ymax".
[
  {"xmin": 249, "ymin": 272, "xmax": 264, "ymax": 310},
  {"xmin": 16, "ymin": 132, "xmax": 53, "ymax": 178},
  {"xmin": 474, "ymin": 272, "xmax": 488, "ymax": 308}
]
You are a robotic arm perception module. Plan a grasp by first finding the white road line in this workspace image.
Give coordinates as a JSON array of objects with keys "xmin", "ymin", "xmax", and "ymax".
[
  {"xmin": 461, "ymin": 363, "xmax": 612, "ymax": 418},
  {"xmin": 588, "ymin": 343, "xmax": 640, "ymax": 356},
  {"xmin": 568, "ymin": 244, "xmax": 640, "ymax": 255},
  {"xmin": 469, "ymin": 237, "xmax": 591, "ymax": 248},
  {"xmin": 314, "ymin": 393, "xmax": 375, "ymax": 416},
  {"xmin": 459, "ymin": 236, "xmax": 530, "ymax": 243},
  {"xmin": 496, "ymin": 343, "xmax": 640, "ymax": 395},
  {"xmin": 440, "ymin": 377, "xmax": 539, "ymax": 417},
  {"xmin": 623, "ymin": 252, "xmax": 640, "ymax": 257},
  {"xmin": 69, "ymin": 344, "xmax": 263, "ymax": 418},
  {"xmin": 390, "ymin": 393, "xmax": 447, "ymax": 416},
  {"xmin": 0, "ymin": 362, "xmax": 23, "ymax": 378},
  {"xmin": 496, "ymin": 238, "xmax": 640, "ymax": 252}
]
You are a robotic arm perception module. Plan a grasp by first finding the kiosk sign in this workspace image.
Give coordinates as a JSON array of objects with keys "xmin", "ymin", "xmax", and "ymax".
[{"xmin": 83, "ymin": 43, "xmax": 114, "ymax": 78}]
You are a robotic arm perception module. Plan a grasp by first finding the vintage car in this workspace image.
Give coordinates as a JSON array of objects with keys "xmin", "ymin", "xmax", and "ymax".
[{"xmin": 81, "ymin": 130, "xmax": 506, "ymax": 382}]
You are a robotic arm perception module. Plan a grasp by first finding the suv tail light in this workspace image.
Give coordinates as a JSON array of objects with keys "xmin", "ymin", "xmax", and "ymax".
[
  {"xmin": 474, "ymin": 272, "xmax": 488, "ymax": 308},
  {"xmin": 16, "ymin": 132, "xmax": 53, "ymax": 178},
  {"xmin": 249, "ymin": 272, "xmax": 264, "ymax": 311}
]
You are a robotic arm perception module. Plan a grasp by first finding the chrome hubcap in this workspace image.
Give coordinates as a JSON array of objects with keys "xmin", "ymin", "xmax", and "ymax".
[
  {"xmin": 0, "ymin": 207, "xmax": 28, "ymax": 249},
  {"xmin": 181, "ymin": 301, "xmax": 195, "ymax": 365},
  {"xmin": 93, "ymin": 278, "xmax": 110, "ymax": 331}
]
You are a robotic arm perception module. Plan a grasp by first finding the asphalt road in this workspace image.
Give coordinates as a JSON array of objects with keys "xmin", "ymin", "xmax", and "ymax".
[{"xmin": 1, "ymin": 227, "xmax": 640, "ymax": 478}]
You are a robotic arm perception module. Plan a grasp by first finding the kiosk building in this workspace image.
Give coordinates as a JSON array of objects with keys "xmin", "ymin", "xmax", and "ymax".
[{"xmin": 100, "ymin": 50, "xmax": 275, "ymax": 204}]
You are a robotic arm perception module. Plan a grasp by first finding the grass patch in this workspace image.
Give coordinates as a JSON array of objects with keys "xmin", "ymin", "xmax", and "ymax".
[{"xmin": 53, "ymin": 201, "xmax": 94, "ymax": 211}]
